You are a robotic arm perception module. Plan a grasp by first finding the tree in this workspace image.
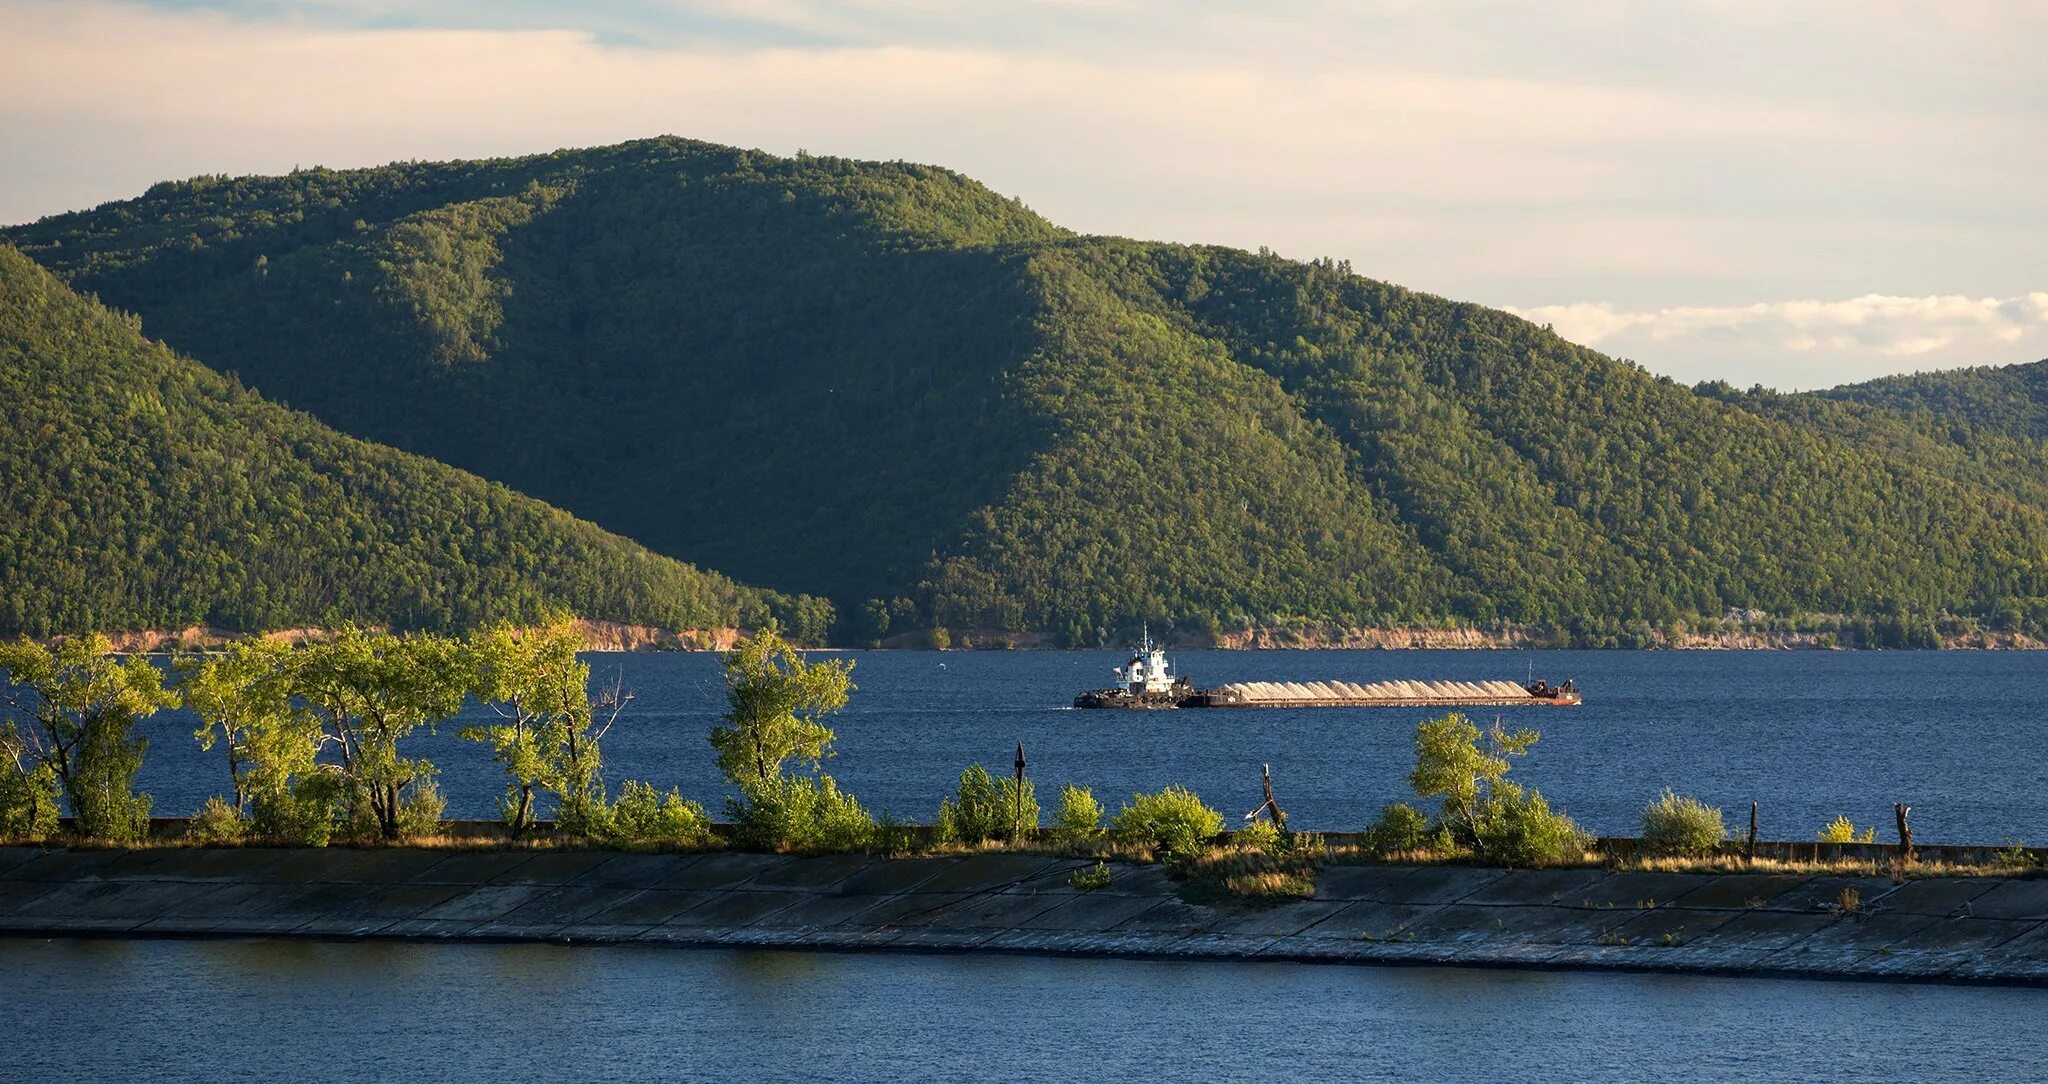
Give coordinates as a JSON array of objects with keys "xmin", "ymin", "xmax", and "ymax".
[
  {"xmin": 0, "ymin": 634, "xmax": 175, "ymax": 841},
  {"xmin": 179, "ymin": 638, "xmax": 335, "ymax": 844},
  {"xmin": 461, "ymin": 620, "xmax": 630, "ymax": 835},
  {"xmin": 293, "ymin": 627, "xmax": 469, "ymax": 841},
  {"xmin": 1407, "ymin": 712, "xmax": 1586, "ymax": 867},
  {"xmin": 709, "ymin": 628, "xmax": 865, "ymax": 850},
  {"xmin": 709, "ymin": 628, "xmax": 853, "ymax": 792},
  {"xmin": 0, "ymin": 725, "xmax": 59, "ymax": 841}
]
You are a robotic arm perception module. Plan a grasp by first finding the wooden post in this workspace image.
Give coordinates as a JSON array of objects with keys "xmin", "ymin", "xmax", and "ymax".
[
  {"xmin": 1262, "ymin": 763, "xmax": 1286, "ymax": 831},
  {"xmin": 1895, "ymin": 802, "xmax": 1913, "ymax": 858},
  {"xmin": 1012, "ymin": 741, "xmax": 1027, "ymax": 846},
  {"xmin": 1747, "ymin": 802, "xmax": 1759, "ymax": 858}
]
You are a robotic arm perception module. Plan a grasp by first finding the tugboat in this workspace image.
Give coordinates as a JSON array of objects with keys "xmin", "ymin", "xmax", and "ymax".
[{"xmin": 1073, "ymin": 628, "xmax": 1194, "ymax": 708}]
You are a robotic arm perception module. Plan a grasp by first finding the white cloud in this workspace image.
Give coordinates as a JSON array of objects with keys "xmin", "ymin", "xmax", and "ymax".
[{"xmin": 1510, "ymin": 293, "xmax": 2048, "ymax": 387}]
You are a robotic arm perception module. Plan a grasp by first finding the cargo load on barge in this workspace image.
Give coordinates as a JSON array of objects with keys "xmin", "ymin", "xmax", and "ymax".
[{"xmin": 1072, "ymin": 635, "xmax": 1580, "ymax": 709}]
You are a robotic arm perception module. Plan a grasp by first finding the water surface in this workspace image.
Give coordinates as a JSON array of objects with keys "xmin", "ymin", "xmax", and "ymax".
[{"xmin": 133, "ymin": 649, "xmax": 2048, "ymax": 842}]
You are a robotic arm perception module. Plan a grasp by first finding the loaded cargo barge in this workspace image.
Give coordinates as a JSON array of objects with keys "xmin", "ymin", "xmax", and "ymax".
[{"xmin": 1073, "ymin": 634, "xmax": 1580, "ymax": 709}]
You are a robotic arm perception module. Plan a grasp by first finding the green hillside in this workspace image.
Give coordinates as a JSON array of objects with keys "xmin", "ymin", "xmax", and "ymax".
[
  {"xmin": 11, "ymin": 137, "xmax": 2048, "ymax": 642},
  {"xmin": 0, "ymin": 245, "xmax": 820, "ymax": 639}
]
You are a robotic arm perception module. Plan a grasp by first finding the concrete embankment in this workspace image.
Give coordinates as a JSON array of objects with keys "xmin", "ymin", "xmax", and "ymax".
[{"xmin": 3, "ymin": 847, "xmax": 2045, "ymax": 985}]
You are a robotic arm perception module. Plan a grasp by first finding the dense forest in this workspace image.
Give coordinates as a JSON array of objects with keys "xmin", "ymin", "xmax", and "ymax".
[
  {"xmin": 0, "ymin": 245, "xmax": 826, "ymax": 640},
  {"xmin": 8, "ymin": 137, "xmax": 2048, "ymax": 644}
]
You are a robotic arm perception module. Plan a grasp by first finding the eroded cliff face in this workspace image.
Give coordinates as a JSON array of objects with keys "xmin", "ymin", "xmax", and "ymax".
[{"xmin": 73, "ymin": 621, "xmax": 746, "ymax": 653}]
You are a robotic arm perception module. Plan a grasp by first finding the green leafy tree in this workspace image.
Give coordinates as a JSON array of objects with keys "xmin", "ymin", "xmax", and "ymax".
[
  {"xmin": 461, "ymin": 620, "xmax": 627, "ymax": 835},
  {"xmin": 1111, "ymin": 785, "xmax": 1224, "ymax": 861},
  {"xmin": 709, "ymin": 628, "xmax": 861, "ymax": 850},
  {"xmin": 180, "ymin": 638, "xmax": 336, "ymax": 844},
  {"xmin": 0, "ymin": 724, "xmax": 59, "ymax": 841},
  {"xmin": 0, "ymin": 634, "xmax": 174, "ymax": 841},
  {"xmin": 1048, "ymin": 783, "xmax": 1103, "ymax": 846},
  {"xmin": 1407, "ymin": 712, "xmax": 1586, "ymax": 866},
  {"xmin": 293, "ymin": 627, "xmax": 469, "ymax": 841}
]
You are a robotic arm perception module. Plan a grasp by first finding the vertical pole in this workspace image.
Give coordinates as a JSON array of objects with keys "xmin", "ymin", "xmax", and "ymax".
[
  {"xmin": 1747, "ymin": 802, "xmax": 1759, "ymax": 858},
  {"xmin": 1895, "ymin": 803, "xmax": 1912, "ymax": 858},
  {"xmin": 1261, "ymin": 763, "xmax": 1285, "ymax": 830},
  {"xmin": 1013, "ymin": 741, "xmax": 1027, "ymax": 846}
]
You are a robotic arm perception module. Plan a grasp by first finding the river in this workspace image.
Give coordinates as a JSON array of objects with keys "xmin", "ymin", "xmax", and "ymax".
[
  {"xmin": 2, "ymin": 938, "xmax": 2040, "ymax": 1082},
  {"xmin": 130, "ymin": 648, "xmax": 2048, "ymax": 843}
]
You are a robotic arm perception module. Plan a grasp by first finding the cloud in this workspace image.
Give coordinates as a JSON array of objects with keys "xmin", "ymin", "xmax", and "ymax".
[{"xmin": 1509, "ymin": 293, "xmax": 2048, "ymax": 386}]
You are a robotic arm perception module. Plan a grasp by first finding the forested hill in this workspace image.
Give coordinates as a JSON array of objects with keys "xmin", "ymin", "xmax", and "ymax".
[
  {"xmin": 10, "ymin": 137, "xmax": 2048, "ymax": 644},
  {"xmin": 0, "ymin": 245, "xmax": 823, "ymax": 640}
]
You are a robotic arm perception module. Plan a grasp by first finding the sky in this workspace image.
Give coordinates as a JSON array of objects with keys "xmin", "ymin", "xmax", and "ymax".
[{"xmin": 1, "ymin": 0, "xmax": 2043, "ymax": 389}]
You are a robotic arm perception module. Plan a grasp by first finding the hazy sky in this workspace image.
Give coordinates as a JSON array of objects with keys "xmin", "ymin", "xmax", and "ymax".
[{"xmin": 3, "ymin": 0, "xmax": 2043, "ymax": 388}]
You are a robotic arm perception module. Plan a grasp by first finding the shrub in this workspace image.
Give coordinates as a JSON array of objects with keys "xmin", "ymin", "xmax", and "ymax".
[
  {"xmin": 935, "ymin": 764, "xmax": 1037, "ymax": 845},
  {"xmin": 1048, "ymin": 784, "xmax": 1103, "ymax": 846},
  {"xmin": 731, "ymin": 774, "xmax": 876, "ymax": 853},
  {"xmin": 606, "ymin": 781, "xmax": 714, "ymax": 846},
  {"xmin": 1817, "ymin": 815, "xmax": 1877, "ymax": 844},
  {"xmin": 0, "ymin": 740, "xmax": 59, "ymax": 842},
  {"xmin": 395, "ymin": 780, "xmax": 446, "ymax": 841},
  {"xmin": 1361, "ymin": 802, "xmax": 1430, "ymax": 856},
  {"xmin": 1111, "ymin": 786, "xmax": 1224, "ymax": 861},
  {"xmin": 1237, "ymin": 818, "xmax": 1282, "ymax": 852},
  {"xmin": 1069, "ymin": 861, "xmax": 1112, "ymax": 890},
  {"xmin": 186, "ymin": 795, "xmax": 248, "ymax": 845},
  {"xmin": 1640, "ymin": 789, "xmax": 1726, "ymax": 858},
  {"xmin": 1470, "ymin": 785, "xmax": 1589, "ymax": 868}
]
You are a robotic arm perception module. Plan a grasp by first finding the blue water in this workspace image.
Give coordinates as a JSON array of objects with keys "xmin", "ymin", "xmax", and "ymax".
[
  {"xmin": 132, "ymin": 649, "xmax": 2048, "ymax": 844},
  {"xmin": 1, "ymin": 939, "xmax": 2040, "ymax": 1083}
]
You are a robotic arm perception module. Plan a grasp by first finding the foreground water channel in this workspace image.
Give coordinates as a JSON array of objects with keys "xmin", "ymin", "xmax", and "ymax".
[
  {"xmin": 130, "ymin": 649, "xmax": 2048, "ymax": 843},
  {"xmin": 3, "ymin": 938, "xmax": 2041, "ymax": 1083}
]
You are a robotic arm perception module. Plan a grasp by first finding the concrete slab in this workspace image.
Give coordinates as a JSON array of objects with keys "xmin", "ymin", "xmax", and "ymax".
[
  {"xmin": 1375, "ymin": 866, "xmax": 1507, "ymax": 905},
  {"xmin": 1569, "ymin": 872, "xmax": 1705, "ymax": 910},
  {"xmin": 1106, "ymin": 898, "xmax": 1218, "ymax": 935},
  {"xmin": 1016, "ymin": 891, "xmax": 1178, "ymax": 934},
  {"xmin": 256, "ymin": 848, "xmax": 443, "ymax": 884},
  {"xmin": 1765, "ymin": 912, "xmax": 1942, "ymax": 962},
  {"xmin": 553, "ymin": 924, "xmax": 653, "ymax": 944},
  {"xmin": 998, "ymin": 859, "xmax": 1096, "ymax": 896},
  {"xmin": 1958, "ymin": 879, "xmax": 2048, "ymax": 921},
  {"xmin": 488, "ymin": 851, "xmax": 615, "ymax": 885},
  {"xmin": 1459, "ymin": 868, "xmax": 1611, "ymax": 906},
  {"xmin": 576, "ymin": 853, "xmax": 704, "ymax": 890},
  {"xmin": 914, "ymin": 888, "xmax": 1073, "ymax": 931},
  {"xmin": 1661, "ymin": 873, "xmax": 1812, "ymax": 911},
  {"xmin": 379, "ymin": 918, "xmax": 487, "ymax": 939},
  {"xmin": 848, "ymin": 892, "xmax": 974, "ymax": 928},
  {"xmin": 1313, "ymin": 865, "xmax": 1420, "ymax": 902},
  {"xmin": 0, "ymin": 877, "xmax": 64, "ymax": 913},
  {"xmin": 1085, "ymin": 863, "xmax": 1177, "ymax": 898},
  {"xmin": 744, "ymin": 853, "xmax": 875, "ymax": 891},
  {"xmin": 1758, "ymin": 875, "xmax": 1899, "ymax": 914},
  {"xmin": 1880, "ymin": 878, "xmax": 2003, "ymax": 916},
  {"xmin": 913, "ymin": 854, "xmax": 1063, "ymax": 894},
  {"xmin": 10, "ymin": 848, "xmax": 133, "ymax": 881},
  {"xmin": 32, "ymin": 880, "xmax": 227, "ymax": 920},
  {"xmin": 1602, "ymin": 906, "xmax": 1738, "ymax": 947},
  {"xmin": 0, "ymin": 847, "xmax": 46, "ymax": 877},
  {"xmin": 1882, "ymin": 916, "xmax": 2036, "ymax": 953},
  {"xmin": 483, "ymin": 886, "xmax": 633, "ymax": 927},
  {"xmin": 1679, "ymin": 909, "xmax": 1839, "ymax": 954},
  {"xmin": 405, "ymin": 850, "xmax": 538, "ymax": 885},
  {"xmin": 1294, "ymin": 901, "xmax": 1442, "ymax": 941},
  {"xmin": 119, "ymin": 848, "xmax": 294, "ymax": 881},
  {"xmin": 660, "ymin": 852, "xmax": 789, "ymax": 890},
  {"xmin": 415, "ymin": 884, "xmax": 553, "ymax": 921},
  {"xmin": 749, "ymin": 893, "xmax": 899, "ymax": 928},
  {"xmin": 582, "ymin": 890, "xmax": 719, "ymax": 927},
  {"xmin": 834, "ymin": 857, "xmax": 952, "ymax": 896},
  {"xmin": 1971, "ymin": 922, "xmax": 2048, "ymax": 966},
  {"xmin": 1403, "ymin": 904, "xmax": 1634, "ymax": 947},
  {"xmin": 11, "ymin": 878, "xmax": 131, "ymax": 917},
  {"xmin": 669, "ymin": 890, "xmax": 805, "ymax": 927},
  {"xmin": 1208, "ymin": 899, "xmax": 1350, "ymax": 937}
]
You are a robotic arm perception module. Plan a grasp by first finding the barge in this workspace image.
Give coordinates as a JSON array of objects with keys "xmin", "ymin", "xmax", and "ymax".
[{"xmin": 1073, "ymin": 633, "xmax": 1580, "ymax": 709}]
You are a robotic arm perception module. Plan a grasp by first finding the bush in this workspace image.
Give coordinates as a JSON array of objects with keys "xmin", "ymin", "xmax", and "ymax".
[
  {"xmin": 608, "ymin": 781, "xmax": 713, "ymax": 846},
  {"xmin": 935, "ymin": 764, "xmax": 1037, "ymax": 845},
  {"xmin": 1237, "ymin": 818, "xmax": 1282, "ymax": 852},
  {"xmin": 187, "ymin": 795, "xmax": 248, "ymax": 845},
  {"xmin": 0, "ymin": 747, "xmax": 59, "ymax": 842},
  {"xmin": 1069, "ymin": 861, "xmax": 1112, "ymax": 890},
  {"xmin": 1361, "ymin": 802, "xmax": 1429, "ymax": 856},
  {"xmin": 1048, "ymin": 784, "xmax": 1103, "ymax": 846},
  {"xmin": 396, "ymin": 780, "xmax": 446, "ymax": 841},
  {"xmin": 250, "ymin": 773, "xmax": 340, "ymax": 847},
  {"xmin": 731, "ymin": 774, "xmax": 876, "ymax": 853},
  {"xmin": 1640, "ymin": 789, "xmax": 1726, "ymax": 858},
  {"xmin": 1817, "ymin": 815, "xmax": 1876, "ymax": 844},
  {"xmin": 1470, "ymin": 785, "xmax": 1588, "ymax": 867},
  {"xmin": 1111, "ymin": 785, "xmax": 1224, "ymax": 861}
]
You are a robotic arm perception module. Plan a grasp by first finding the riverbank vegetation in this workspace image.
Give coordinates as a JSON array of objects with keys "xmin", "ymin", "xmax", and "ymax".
[{"xmin": 2, "ymin": 631, "xmax": 2041, "ymax": 900}]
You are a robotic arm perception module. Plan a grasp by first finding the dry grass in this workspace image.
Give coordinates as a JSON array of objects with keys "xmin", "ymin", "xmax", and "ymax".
[{"xmin": 1174, "ymin": 844, "xmax": 1320, "ymax": 906}]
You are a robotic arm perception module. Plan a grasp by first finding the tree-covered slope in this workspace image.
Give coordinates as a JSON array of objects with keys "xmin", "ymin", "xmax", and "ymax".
[
  {"xmin": 10, "ymin": 137, "xmax": 2048, "ymax": 641},
  {"xmin": 0, "ymin": 245, "xmax": 811, "ymax": 639}
]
